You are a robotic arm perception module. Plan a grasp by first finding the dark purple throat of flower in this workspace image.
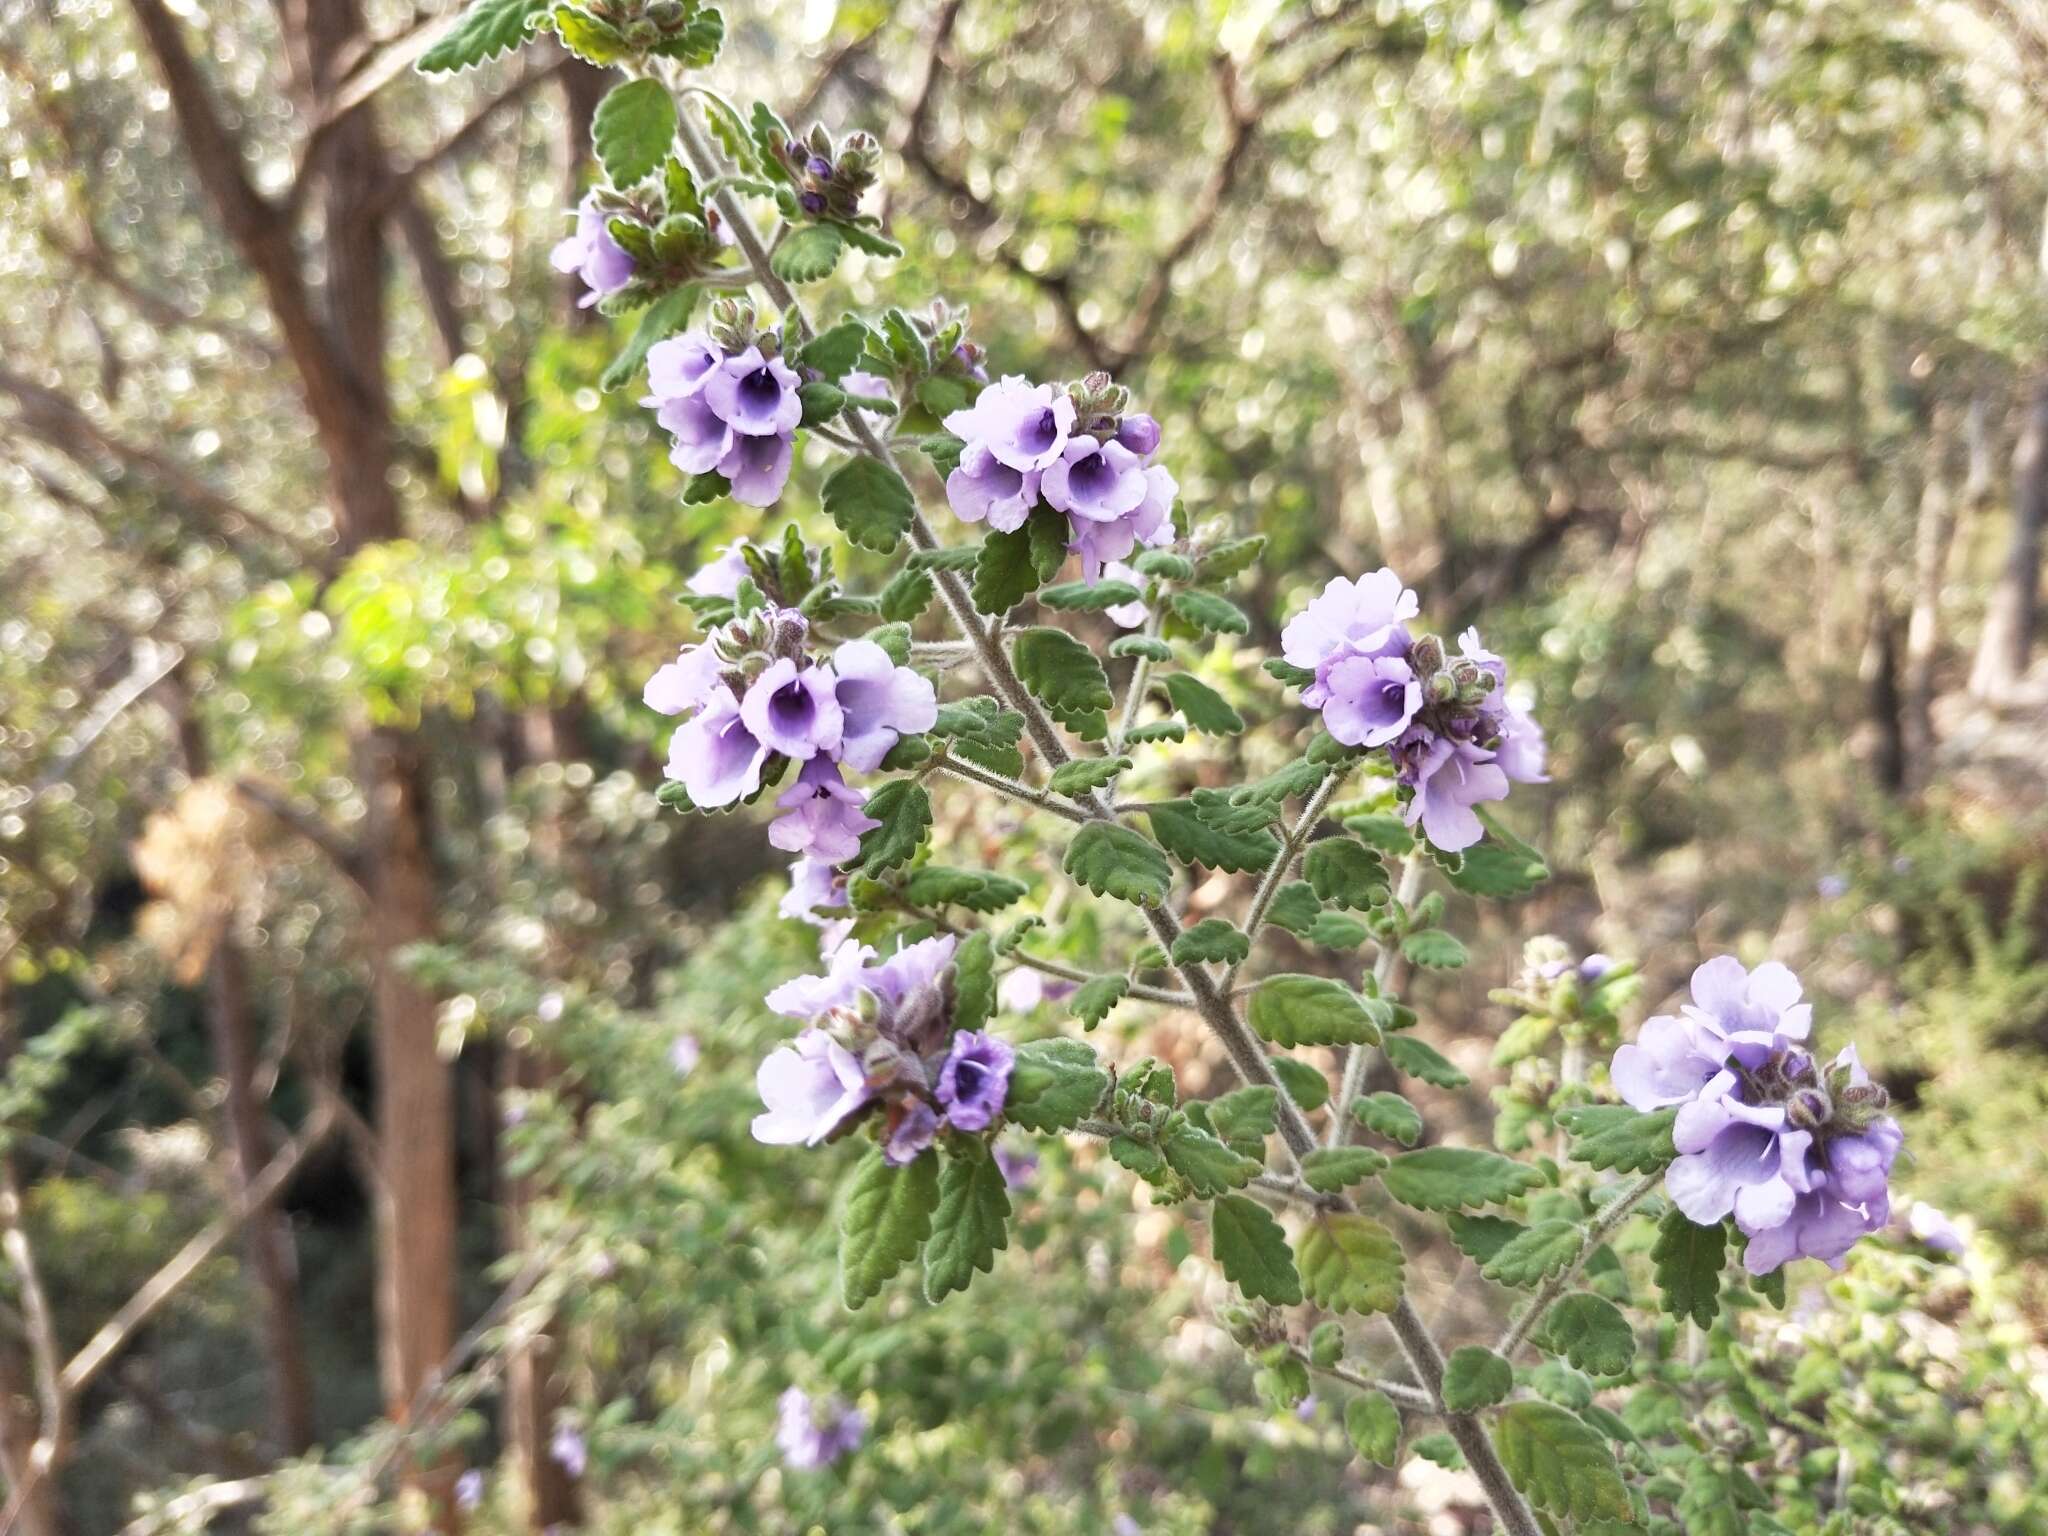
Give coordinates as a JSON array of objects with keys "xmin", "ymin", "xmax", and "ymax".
[{"xmin": 741, "ymin": 366, "xmax": 782, "ymax": 409}]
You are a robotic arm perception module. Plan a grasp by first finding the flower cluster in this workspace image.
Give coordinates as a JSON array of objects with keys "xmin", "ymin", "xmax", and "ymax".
[
  {"xmin": 775, "ymin": 1386, "xmax": 866, "ymax": 1470},
  {"xmin": 942, "ymin": 371, "xmax": 1176, "ymax": 579},
  {"xmin": 753, "ymin": 934, "xmax": 1016, "ymax": 1165},
  {"xmin": 773, "ymin": 124, "xmax": 881, "ymax": 220},
  {"xmin": 644, "ymin": 313, "xmax": 803, "ymax": 506},
  {"xmin": 1612, "ymin": 957, "xmax": 1902, "ymax": 1274},
  {"xmin": 1280, "ymin": 569, "xmax": 1547, "ymax": 851},
  {"xmin": 551, "ymin": 192, "xmax": 636, "ymax": 307},
  {"xmin": 645, "ymin": 599, "xmax": 935, "ymax": 827}
]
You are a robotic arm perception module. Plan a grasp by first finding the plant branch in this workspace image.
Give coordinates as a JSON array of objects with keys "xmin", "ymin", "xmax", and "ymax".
[
  {"xmin": 1496, "ymin": 1171, "xmax": 1664, "ymax": 1361},
  {"xmin": 927, "ymin": 755, "xmax": 1086, "ymax": 823},
  {"xmin": 1329, "ymin": 849, "xmax": 1425, "ymax": 1146},
  {"xmin": 1224, "ymin": 770, "xmax": 1340, "ymax": 994},
  {"xmin": 1294, "ymin": 1353, "xmax": 1437, "ymax": 1415}
]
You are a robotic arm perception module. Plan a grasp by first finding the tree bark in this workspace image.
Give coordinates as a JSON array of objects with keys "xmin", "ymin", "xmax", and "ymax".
[
  {"xmin": 1903, "ymin": 416, "xmax": 1958, "ymax": 787},
  {"xmin": 1969, "ymin": 376, "xmax": 2048, "ymax": 701}
]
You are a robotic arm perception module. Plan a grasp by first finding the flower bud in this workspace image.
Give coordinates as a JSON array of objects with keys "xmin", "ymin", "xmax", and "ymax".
[
  {"xmin": 1408, "ymin": 633, "xmax": 1445, "ymax": 676},
  {"xmin": 1426, "ymin": 672, "xmax": 1458, "ymax": 705},
  {"xmin": 1117, "ymin": 413, "xmax": 1162, "ymax": 456},
  {"xmin": 1786, "ymin": 1086, "xmax": 1832, "ymax": 1130}
]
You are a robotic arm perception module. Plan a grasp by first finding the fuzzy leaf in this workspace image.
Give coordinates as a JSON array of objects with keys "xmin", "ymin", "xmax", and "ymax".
[
  {"xmin": 1163, "ymin": 673, "xmax": 1246, "ymax": 734},
  {"xmin": 1070, "ymin": 974, "xmax": 1129, "ymax": 1029},
  {"xmin": 1401, "ymin": 929, "xmax": 1468, "ymax": 969},
  {"xmin": 1271, "ymin": 1056, "xmax": 1330, "ymax": 1111},
  {"xmin": 1004, "ymin": 1038, "xmax": 1109, "ymax": 1132},
  {"xmin": 1345, "ymin": 1391, "xmax": 1402, "ymax": 1467},
  {"xmin": 1169, "ymin": 589, "xmax": 1250, "ymax": 635},
  {"xmin": 1196, "ymin": 534, "xmax": 1266, "ymax": 583},
  {"xmin": 1296, "ymin": 1213, "xmax": 1405, "ymax": 1316},
  {"xmin": 878, "ymin": 563, "xmax": 936, "ymax": 623},
  {"xmin": 1013, "ymin": 628, "xmax": 1114, "ymax": 738},
  {"xmin": 1542, "ymin": 1292, "xmax": 1636, "ymax": 1376},
  {"xmin": 592, "ymin": 79, "xmax": 677, "ymax": 185},
  {"xmin": 1041, "ymin": 578, "xmax": 1143, "ymax": 611},
  {"xmin": 1443, "ymin": 1347, "xmax": 1514, "ymax": 1412},
  {"xmin": 854, "ymin": 780, "xmax": 930, "ymax": 877},
  {"xmin": 1206, "ymin": 1085, "xmax": 1278, "ymax": 1143},
  {"xmin": 1381, "ymin": 1147, "xmax": 1543, "ymax": 1212},
  {"xmin": 1048, "ymin": 756, "xmax": 1131, "ymax": 797},
  {"xmin": 924, "ymin": 1144, "xmax": 1011, "ymax": 1301},
  {"xmin": 1063, "ymin": 822, "xmax": 1173, "ymax": 908},
  {"xmin": 1557, "ymin": 1104, "xmax": 1679, "ymax": 1173},
  {"xmin": 770, "ymin": 222, "xmax": 844, "ymax": 283},
  {"xmin": 821, "ymin": 457, "xmax": 914, "ymax": 554},
  {"xmin": 600, "ymin": 283, "xmax": 698, "ymax": 390},
  {"xmin": 951, "ymin": 931, "xmax": 996, "ymax": 1033},
  {"xmin": 1345, "ymin": 813, "xmax": 1416, "ymax": 855},
  {"xmin": 1249, "ymin": 975, "xmax": 1382, "ymax": 1048},
  {"xmin": 903, "ymin": 865, "xmax": 1027, "ymax": 913},
  {"xmin": 1161, "ymin": 1122, "xmax": 1261, "ymax": 1197},
  {"xmin": 1351, "ymin": 1091, "xmax": 1422, "ymax": 1146},
  {"xmin": 798, "ymin": 318, "xmax": 872, "ymax": 379},
  {"xmin": 1300, "ymin": 1146, "xmax": 1388, "ymax": 1193},
  {"xmin": 418, "ymin": 0, "xmax": 548, "ymax": 72},
  {"xmin": 1266, "ymin": 881, "xmax": 1323, "ymax": 937},
  {"xmin": 1492, "ymin": 1403, "xmax": 1632, "ymax": 1524},
  {"xmin": 1383, "ymin": 1033, "xmax": 1470, "ymax": 1089},
  {"xmin": 1304, "ymin": 838, "xmax": 1389, "ymax": 910},
  {"xmin": 1146, "ymin": 800, "xmax": 1281, "ymax": 874},
  {"xmin": 1110, "ymin": 634, "xmax": 1174, "ymax": 661},
  {"xmin": 1652, "ymin": 1206, "xmax": 1726, "ymax": 1328},
  {"xmin": 1171, "ymin": 918, "xmax": 1250, "ymax": 967},
  {"xmin": 1482, "ymin": 1219, "xmax": 1582, "ymax": 1287},
  {"xmin": 1123, "ymin": 720, "xmax": 1185, "ymax": 745},
  {"xmin": 1211, "ymin": 1194, "xmax": 1301, "ymax": 1305},
  {"xmin": 1446, "ymin": 841, "xmax": 1550, "ymax": 900},
  {"xmin": 1305, "ymin": 911, "xmax": 1370, "ymax": 949},
  {"xmin": 972, "ymin": 510, "xmax": 1064, "ymax": 615},
  {"xmin": 840, "ymin": 1148, "xmax": 939, "ymax": 1308}
]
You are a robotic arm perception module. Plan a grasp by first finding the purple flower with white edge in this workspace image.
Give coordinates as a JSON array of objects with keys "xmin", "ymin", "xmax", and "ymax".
[
  {"xmin": 741, "ymin": 657, "xmax": 842, "ymax": 761},
  {"xmin": 686, "ymin": 542, "xmax": 749, "ymax": 598},
  {"xmin": 717, "ymin": 429, "xmax": 795, "ymax": 508},
  {"xmin": 882, "ymin": 1100, "xmax": 939, "ymax": 1166},
  {"xmin": 646, "ymin": 332, "xmax": 722, "ymax": 399},
  {"xmin": 1394, "ymin": 733, "xmax": 1509, "ymax": 853},
  {"xmin": 643, "ymin": 642, "xmax": 724, "ymax": 717},
  {"xmin": 936, "ymin": 1030, "xmax": 1015, "ymax": 1131},
  {"xmin": 945, "ymin": 439, "xmax": 1041, "ymax": 532},
  {"xmin": 704, "ymin": 346, "xmax": 803, "ymax": 437},
  {"xmin": 830, "ymin": 639, "xmax": 939, "ymax": 772},
  {"xmin": 1040, "ymin": 435, "xmax": 1149, "ymax": 522},
  {"xmin": 769, "ymin": 758, "xmax": 879, "ymax": 862},
  {"xmin": 1069, "ymin": 464, "xmax": 1176, "ymax": 579},
  {"xmin": 664, "ymin": 685, "xmax": 769, "ymax": 809},
  {"xmin": 775, "ymin": 1386, "xmax": 866, "ymax": 1471},
  {"xmin": 1281, "ymin": 570, "xmax": 1419, "ymax": 685},
  {"xmin": 549, "ymin": 1422, "xmax": 587, "ymax": 1478},
  {"xmin": 751, "ymin": 1027, "xmax": 871, "ymax": 1145},
  {"xmin": 944, "ymin": 375, "xmax": 1076, "ymax": 471},
  {"xmin": 654, "ymin": 390, "xmax": 737, "ymax": 476},
  {"xmin": 1320, "ymin": 653, "xmax": 1420, "ymax": 748},
  {"xmin": 550, "ymin": 195, "xmax": 634, "ymax": 306},
  {"xmin": 669, "ymin": 1034, "xmax": 701, "ymax": 1078}
]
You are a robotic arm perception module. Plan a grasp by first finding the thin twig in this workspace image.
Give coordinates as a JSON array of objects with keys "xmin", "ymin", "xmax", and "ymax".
[
  {"xmin": 1495, "ymin": 1171, "xmax": 1664, "ymax": 1361},
  {"xmin": 1329, "ymin": 850, "xmax": 1425, "ymax": 1147}
]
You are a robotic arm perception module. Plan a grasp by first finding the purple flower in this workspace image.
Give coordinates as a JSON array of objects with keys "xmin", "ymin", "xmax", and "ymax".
[
  {"xmin": 1281, "ymin": 570, "xmax": 1419, "ymax": 681},
  {"xmin": 945, "ymin": 439, "xmax": 1041, "ymax": 532},
  {"xmin": 994, "ymin": 1142, "xmax": 1039, "ymax": 1188},
  {"xmin": 687, "ymin": 542, "xmax": 749, "ymax": 598},
  {"xmin": 1116, "ymin": 413, "xmax": 1162, "ymax": 456},
  {"xmin": 829, "ymin": 639, "xmax": 939, "ymax": 772},
  {"xmin": 944, "ymin": 376, "xmax": 1075, "ymax": 472},
  {"xmin": 664, "ymin": 685, "xmax": 770, "ymax": 809},
  {"xmin": 548, "ymin": 1422, "xmax": 587, "ymax": 1478},
  {"xmin": 647, "ymin": 332, "xmax": 722, "ymax": 399},
  {"xmin": 1493, "ymin": 698, "xmax": 1549, "ymax": 785},
  {"xmin": 882, "ymin": 1100, "xmax": 939, "ymax": 1166},
  {"xmin": 770, "ymin": 758, "xmax": 880, "ymax": 862},
  {"xmin": 550, "ymin": 195, "xmax": 634, "ymax": 306},
  {"xmin": 454, "ymin": 1469, "xmax": 484, "ymax": 1510},
  {"xmin": 741, "ymin": 658, "xmax": 842, "ymax": 761},
  {"xmin": 936, "ymin": 1030, "xmax": 1015, "ymax": 1131},
  {"xmin": 1578, "ymin": 953, "xmax": 1615, "ymax": 982},
  {"xmin": 864, "ymin": 933, "xmax": 959, "ymax": 1017},
  {"xmin": 781, "ymin": 856, "xmax": 848, "ymax": 926},
  {"xmin": 654, "ymin": 390, "xmax": 737, "ymax": 476},
  {"xmin": 669, "ymin": 1033, "xmax": 701, "ymax": 1078},
  {"xmin": 704, "ymin": 346, "xmax": 803, "ymax": 436},
  {"xmin": 751, "ymin": 1028, "xmax": 870, "ymax": 1145},
  {"xmin": 718, "ymin": 429, "xmax": 795, "ymax": 508},
  {"xmin": 1320, "ymin": 653, "xmax": 1420, "ymax": 748},
  {"xmin": 765, "ymin": 938, "xmax": 873, "ymax": 1018},
  {"xmin": 775, "ymin": 1386, "xmax": 867, "ymax": 1471},
  {"xmin": 1905, "ymin": 1200, "xmax": 1965, "ymax": 1255},
  {"xmin": 1098, "ymin": 561, "xmax": 1151, "ymax": 630},
  {"xmin": 842, "ymin": 369, "xmax": 895, "ymax": 435},
  {"xmin": 1040, "ymin": 436, "xmax": 1149, "ymax": 522},
  {"xmin": 1395, "ymin": 734, "xmax": 1510, "ymax": 853},
  {"xmin": 643, "ymin": 642, "xmax": 725, "ymax": 717},
  {"xmin": 1068, "ymin": 464, "xmax": 1176, "ymax": 579},
  {"xmin": 997, "ymin": 968, "xmax": 1077, "ymax": 1014}
]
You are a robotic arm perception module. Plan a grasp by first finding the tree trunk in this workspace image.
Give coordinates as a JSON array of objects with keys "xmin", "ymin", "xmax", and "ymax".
[
  {"xmin": 1864, "ymin": 586, "xmax": 1908, "ymax": 796},
  {"xmin": 1969, "ymin": 376, "xmax": 2048, "ymax": 701},
  {"xmin": 1903, "ymin": 417, "xmax": 1958, "ymax": 787}
]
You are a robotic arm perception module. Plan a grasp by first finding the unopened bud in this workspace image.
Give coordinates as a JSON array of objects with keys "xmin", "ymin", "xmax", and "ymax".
[
  {"xmin": 1408, "ymin": 634, "xmax": 1445, "ymax": 676},
  {"xmin": 1787, "ymin": 1087, "xmax": 1832, "ymax": 1130}
]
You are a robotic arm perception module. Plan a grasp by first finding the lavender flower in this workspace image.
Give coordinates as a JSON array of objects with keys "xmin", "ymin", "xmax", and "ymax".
[
  {"xmin": 705, "ymin": 346, "xmax": 803, "ymax": 436},
  {"xmin": 936, "ymin": 1030, "xmax": 1015, "ymax": 1131},
  {"xmin": 769, "ymin": 758, "xmax": 879, "ymax": 861},
  {"xmin": 1611, "ymin": 958, "xmax": 1900, "ymax": 1275},
  {"xmin": 644, "ymin": 331, "xmax": 801, "ymax": 507},
  {"xmin": 775, "ymin": 1386, "xmax": 867, "ymax": 1471},
  {"xmin": 945, "ymin": 440, "xmax": 1040, "ymax": 531},
  {"xmin": 1319, "ymin": 653, "xmax": 1420, "ymax": 748},
  {"xmin": 548, "ymin": 1422, "xmax": 588, "ymax": 1478},
  {"xmin": 454, "ymin": 1469, "xmax": 484, "ymax": 1510},
  {"xmin": 944, "ymin": 376, "xmax": 1075, "ymax": 471},
  {"xmin": 996, "ymin": 968, "xmax": 1078, "ymax": 1014},
  {"xmin": 740, "ymin": 657, "xmax": 843, "ymax": 761},
  {"xmin": 1040, "ymin": 435, "xmax": 1149, "ymax": 522},
  {"xmin": 720, "ymin": 430, "xmax": 796, "ymax": 508},
  {"xmin": 550, "ymin": 194, "xmax": 634, "ymax": 307},
  {"xmin": 1068, "ymin": 464, "xmax": 1176, "ymax": 579},
  {"xmin": 1905, "ymin": 1200, "xmax": 1965, "ymax": 1255},
  {"xmin": 686, "ymin": 542, "xmax": 749, "ymax": 599},
  {"xmin": 1098, "ymin": 560, "xmax": 1151, "ymax": 630},
  {"xmin": 664, "ymin": 685, "xmax": 770, "ymax": 809},
  {"xmin": 669, "ymin": 1033, "xmax": 701, "ymax": 1078},
  {"xmin": 751, "ymin": 1027, "xmax": 871, "ymax": 1146},
  {"xmin": 882, "ymin": 1100, "xmax": 939, "ymax": 1166},
  {"xmin": 780, "ymin": 856, "xmax": 848, "ymax": 926},
  {"xmin": 1281, "ymin": 570, "xmax": 1419, "ymax": 692},
  {"xmin": 647, "ymin": 333, "xmax": 722, "ymax": 399},
  {"xmin": 643, "ymin": 642, "xmax": 724, "ymax": 718},
  {"xmin": 829, "ymin": 639, "xmax": 939, "ymax": 772}
]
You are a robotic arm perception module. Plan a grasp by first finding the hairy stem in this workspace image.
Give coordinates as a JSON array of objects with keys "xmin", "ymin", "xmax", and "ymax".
[
  {"xmin": 1224, "ymin": 769, "xmax": 1340, "ymax": 995},
  {"xmin": 1329, "ymin": 849, "xmax": 1426, "ymax": 1146},
  {"xmin": 927, "ymin": 755, "xmax": 1086, "ymax": 823},
  {"xmin": 1496, "ymin": 1171, "xmax": 1664, "ymax": 1361}
]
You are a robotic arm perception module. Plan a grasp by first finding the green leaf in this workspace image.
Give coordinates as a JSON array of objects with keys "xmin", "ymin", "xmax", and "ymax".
[
  {"xmin": 551, "ymin": 5, "xmax": 630, "ymax": 64},
  {"xmin": 1189, "ymin": 787, "xmax": 1281, "ymax": 836},
  {"xmin": 1168, "ymin": 589, "xmax": 1249, "ymax": 635},
  {"xmin": 1162, "ymin": 673, "xmax": 1246, "ymax": 734},
  {"xmin": 1542, "ymin": 1293, "xmax": 1636, "ymax": 1376},
  {"xmin": 1345, "ymin": 1391, "xmax": 1402, "ymax": 1467},
  {"xmin": 600, "ymin": 283, "xmax": 698, "ymax": 390},
  {"xmin": 1108, "ymin": 1134, "xmax": 1165, "ymax": 1181},
  {"xmin": 1446, "ymin": 841, "xmax": 1550, "ymax": 900},
  {"xmin": 1300, "ymin": 1146, "xmax": 1388, "ymax": 1193},
  {"xmin": 1266, "ymin": 881, "xmax": 1323, "ymax": 937},
  {"xmin": 878, "ymin": 563, "xmax": 936, "ymax": 623},
  {"xmin": 1041, "ymin": 578, "xmax": 1143, "ymax": 611},
  {"xmin": 822, "ymin": 457, "xmax": 915, "ymax": 554},
  {"xmin": 1381, "ymin": 1147, "xmax": 1543, "ymax": 1212},
  {"xmin": 1132, "ymin": 549, "xmax": 1193, "ymax": 580},
  {"xmin": 830, "ymin": 219, "xmax": 902, "ymax": 258},
  {"xmin": 1351, "ymin": 1091, "xmax": 1422, "ymax": 1146},
  {"xmin": 681, "ymin": 468, "xmax": 729, "ymax": 503},
  {"xmin": 592, "ymin": 79, "xmax": 677, "ymax": 186},
  {"xmin": 1207, "ymin": 1086, "xmax": 1278, "ymax": 1143},
  {"xmin": 1110, "ymin": 634, "xmax": 1174, "ymax": 662},
  {"xmin": 653, "ymin": 4, "xmax": 723, "ymax": 63},
  {"xmin": 1482, "ymin": 1219, "xmax": 1582, "ymax": 1287},
  {"xmin": 931, "ymin": 697, "xmax": 1025, "ymax": 777},
  {"xmin": 903, "ymin": 865, "xmax": 1027, "ymax": 913},
  {"xmin": 1145, "ymin": 800, "xmax": 1281, "ymax": 874},
  {"xmin": 854, "ymin": 780, "xmax": 930, "ymax": 877},
  {"xmin": 951, "ymin": 931, "xmax": 995, "ymax": 1032},
  {"xmin": 1210, "ymin": 1194, "xmax": 1301, "ymax": 1305},
  {"xmin": 418, "ymin": 0, "xmax": 548, "ymax": 72},
  {"xmin": 1446, "ymin": 1212, "xmax": 1525, "ymax": 1264},
  {"xmin": 1383, "ymin": 1034, "xmax": 1469, "ymax": 1089},
  {"xmin": 1003, "ymin": 1038, "xmax": 1109, "ymax": 1132},
  {"xmin": 798, "ymin": 318, "xmax": 872, "ymax": 379},
  {"xmin": 770, "ymin": 222, "xmax": 844, "ymax": 283},
  {"xmin": 1306, "ymin": 912, "xmax": 1370, "ymax": 949},
  {"xmin": 1013, "ymin": 628, "xmax": 1113, "ymax": 738},
  {"xmin": 1304, "ymin": 839, "xmax": 1389, "ymax": 910},
  {"xmin": 1161, "ymin": 1123, "xmax": 1261, "ymax": 1197},
  {"xmin": 1271, "ymin": 1056, "xmax": 1329, "ymax": 1112},
  {"xmin": 1345, "ymin": 813, "xmax": 1416, "ymax": 855},
  {"xmin": 1296, "ymin": 1213, "xmax": 1405, "ymax": 1316},
  {"xmin": 1070, "ymin": 974, "xmax": 1129, "ymax": 1029},
  {"xmin": 1063, "ymin": 821, "xmax": 1173, "ymax": 908},
  {"xmin": 1048, "ymin": 756, "xmax": 1130, "ymax": 797},
  {"xmin": 1443, "ymin": 1347, "xmax": 1514, "ymax": 1411},
  {"xmin": 1196, "ymin": 534, "xmax": 1266, "ymax": 583},
  {"xmin": 972, "ymin": 527, "xmax": 1040, "ymax": 614},
  {"xmin": 1401, "ymin": 929, "xmax": 1469, "ymax": 969},
  {"xmin": 1492, "ymin": 1403, "xmax": 1632, "ymax": 1524},
  {"xmin": 1557, "ymin": 1104, "xmax": 1679, "ymax": 1173},
  {"xmin": 1652, "ymin": 1207, "xmax": 1726, "ymax": 1328},
  {"xmin": 840, "ymin": 1148, "xmax": 940, "ymax": 1308},
  {"xmin": 1249, "ymin": 975, "xmax": 1382, "ymax": 1048},
  {"xmin": 1122, "ymin": 720, "xmax": 1185, "ymax": 745},
  {"xmin": 923, "ymin": 1145, "xmax": 1010, "ymax": 1303},
  {"xmin": 1170, "ymin": 918, "xmax": 1251, "ymax": 967}
]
